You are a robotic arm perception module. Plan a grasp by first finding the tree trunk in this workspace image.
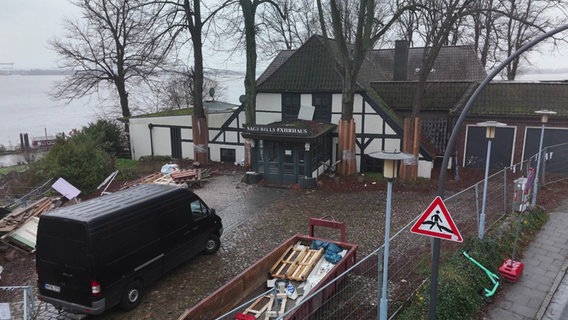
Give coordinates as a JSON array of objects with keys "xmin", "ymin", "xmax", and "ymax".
[
  {"xmin": 188, "ymin": 0, "xmax": 209, "ymax": 164},
  {"xmin": 241, "ymin": 0, "xmax": 257, "ymax": 168},
  {"xmin": 192, "ymin": 116, "xmax": 209, "ymax": 164},
  {"xmin": 337, "ymin": 119, "xmax": 356, "ymax": 176},
  {"xmin": 399, "ymin": 117, "xmax": 419, "ymax": 180}
]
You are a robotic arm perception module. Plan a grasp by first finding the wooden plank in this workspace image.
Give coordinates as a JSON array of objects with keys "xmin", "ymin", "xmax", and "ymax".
[
  {"xmin": 264, "ymin": 293, "xmax": 287, "ymax": 319},
  {"xmin": 243, "ymin": 295, "xmax": 272, "ymax": 318}
]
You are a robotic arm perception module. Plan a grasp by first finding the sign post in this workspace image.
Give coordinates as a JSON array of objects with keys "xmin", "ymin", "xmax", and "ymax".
[{"xmin": 410, "ymin": 196, "xmax": 463, "ymax": 320}]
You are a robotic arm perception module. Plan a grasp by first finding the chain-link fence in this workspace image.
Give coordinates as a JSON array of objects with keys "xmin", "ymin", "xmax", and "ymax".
[
  {"xmin": 219, "ymin": 142, "xmax": 568, "ymax": 320},
  {"xmin": 0, "ymin": 286, "xmax": 35, "ymax": 320}
]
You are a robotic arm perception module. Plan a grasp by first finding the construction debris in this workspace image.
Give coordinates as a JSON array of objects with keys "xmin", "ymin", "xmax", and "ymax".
[
  {"xmin": 0, "ymin": 197, "xmax": 59, "ymax": 252},
  {"xmin": 119, "ymin": 168, "xmax": 214, "ymax": 190}
]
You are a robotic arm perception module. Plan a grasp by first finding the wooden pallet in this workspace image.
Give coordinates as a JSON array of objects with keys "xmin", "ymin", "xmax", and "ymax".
[{"xmin": 270, "ymin": 243, "xmax": 323, "ymax": 281}]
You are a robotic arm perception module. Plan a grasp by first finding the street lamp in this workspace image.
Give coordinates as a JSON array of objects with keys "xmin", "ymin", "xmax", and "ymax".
[
  {"xmin": 369, "ymin": 150, "xmax": 414, "ymax": 320},
  {"xmin": 477, "ymin": 121, "xmax": 507, "ymax": 240},
  {"xmin": 532, "ymin": 109, "xmax": 557, "ymax": 206}
]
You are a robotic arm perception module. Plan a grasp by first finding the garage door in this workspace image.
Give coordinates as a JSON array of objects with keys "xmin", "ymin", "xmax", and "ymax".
[
  {"xmin": 523, "ymin": 127, "xmax": 568, "ymax": 174},
  {"xmin": 463, "ymin": 125, "xmax": 515, "ymax": 169}
]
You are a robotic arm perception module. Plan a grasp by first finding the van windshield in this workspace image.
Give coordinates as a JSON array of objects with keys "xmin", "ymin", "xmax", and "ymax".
[{"xmin": 37, "ymin": 219, "xmax": 90, "ymax": 269}]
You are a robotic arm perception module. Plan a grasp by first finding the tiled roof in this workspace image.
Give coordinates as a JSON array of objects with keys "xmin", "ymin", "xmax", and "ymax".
[
  {"xmin": 256, "ymin": 36, "xmax": 346, "ymax": 92},
  {"xmin": 469, "ymin": 82, "xmax": 568, "ymax": 118},
  {"xmin": 372, "ymin": 81, "xmax": 568, "ymax": 118},
  {"xmin": 256, "ymin": 35, "xmax": 486, "ymax": 92},
  {"xmin": 371, "ymin": 46, "xmax": 486, "ymax": 81},
  {"xmin": 371, "ymin": 81, "xmax": 478, "ymax": 112}
]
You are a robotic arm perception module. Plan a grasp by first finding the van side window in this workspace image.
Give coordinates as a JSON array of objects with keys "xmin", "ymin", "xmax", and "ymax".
[{"xmin": 190, "ymin": 200, "xmax": 208, "ymax": 219}]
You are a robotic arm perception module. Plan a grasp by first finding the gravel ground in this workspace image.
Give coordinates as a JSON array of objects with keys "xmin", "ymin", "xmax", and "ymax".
[{"xmin": 0, "ymin": 165, "xmax": 566, "ymax": 320}]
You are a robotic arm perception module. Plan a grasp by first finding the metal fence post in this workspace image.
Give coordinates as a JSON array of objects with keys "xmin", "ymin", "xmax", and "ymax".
[
  {"xmin": 377, "ymin": 247, "xmax": 384, "ymax": 320},
  {"xmin": 542, "ymin": 147, "xmax": 548, "ymax": 187},
  {"xmin": 474, "ymin": 183, "xmax": 480, "ymax": 226},
  {"xmin": 504, "ymin": 167, "xmax": 508, "ymax": 213}
]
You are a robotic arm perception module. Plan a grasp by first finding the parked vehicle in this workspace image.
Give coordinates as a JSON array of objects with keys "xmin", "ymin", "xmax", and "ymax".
[
  {"xmin": 36, "ymin": 183, "xmax": 223, "ymax": 315},
  {"xmin": 178, "ymin": 217, "xmax": 357, "ymax": 320}
]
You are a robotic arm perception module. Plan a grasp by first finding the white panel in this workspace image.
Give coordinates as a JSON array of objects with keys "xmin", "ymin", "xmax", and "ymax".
[
  {"xmin": 208, "ymin": 113, "xmax": 232, "ymax": 127},
  {"xmin": 384, "ymin": 138, "xmax": 402, "ymax": 151},
  {"xmin": 384, "ymin": 123, "xmax": 397, "ymax": 135},
  {"xmin": 256, "ymin": 93, "xmax": 281, "ymax": 112},
  {"xmin": 181, "ymin": 128, "xmax": 193, "ymax": 140},
  {"xmin": 257, "ymin": 112, "xmax": 282, "ymax": 125},
  {"xmin": 153, "ymin": 127, "xmax": 172, "ymax": 156},
  {"xmin": 298, "ymin": 105, "xmax": 315, "ymax": 120},
  {"xmin": 300, "ymin": 94, "xmax": 311, "ymax": 107},
  {"xmin": 365, "ymin": 139, "xmax": 384, "ymax": 153},
  {"xmin": 353, "ymin": 94, "xmax": 363, "ymax": 113},
  {"xmin": 418, "ymin": 160, "xmax": 433, "ymax": 179},
  {"xmin": 331, "ymin": 114, "xmax": 341, "ymax": 124},
  {"xmin": 181, "ymin": 141, "xmax": 194, "ymax": 159},
  {"xmin": 353, "ymin": 115, "xmax": 362, "ymax": 133},
  {"xmin": 364, "ymin": 114, "xmax": 385, "ymax": 133},
  {"xmin": 332, "ymin": 94, "xmax": 342, "ymax": 113},
  {"xmin": 52, "ymin": 178, "xmax": 81, "ymax": 199}
]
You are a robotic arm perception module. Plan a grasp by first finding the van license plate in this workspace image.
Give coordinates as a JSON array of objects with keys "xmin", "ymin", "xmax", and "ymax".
[{"xmin": 44, "ymin": 283, "xmax": 61, "ymax": 293}]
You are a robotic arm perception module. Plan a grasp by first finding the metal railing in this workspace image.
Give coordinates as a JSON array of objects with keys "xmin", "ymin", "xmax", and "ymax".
[{"xmin": 0, "ymin": 286, "xmax": 36, "ymax": 320}]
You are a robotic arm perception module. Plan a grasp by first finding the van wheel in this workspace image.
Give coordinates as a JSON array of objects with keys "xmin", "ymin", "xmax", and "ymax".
[
  {"xmin": 119, "ymin": 280, "xmax": 143, "ymax": 311},
  {"xmin": 203, "ymin": 234, "xmax": 220, "ymax": 255}
]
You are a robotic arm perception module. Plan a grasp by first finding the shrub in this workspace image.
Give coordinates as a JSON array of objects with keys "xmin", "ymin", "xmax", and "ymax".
[
  {"xmin": 28, "ymin": 134, "xmax": 113, "ymax": 194},
  {"xmin": 76, "ymin": 119, "xmax": 125, "ymax": 156}
]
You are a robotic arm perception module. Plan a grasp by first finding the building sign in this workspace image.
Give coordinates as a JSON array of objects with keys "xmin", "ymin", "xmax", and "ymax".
[{"xmin": 244, "ymin": 124, "xmax": 310, "ymax": 136}]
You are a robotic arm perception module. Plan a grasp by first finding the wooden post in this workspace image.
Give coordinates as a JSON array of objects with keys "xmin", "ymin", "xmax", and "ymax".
[{"xmin": 337, "ymin": 119, "xmax": 357, "ymax": 176}]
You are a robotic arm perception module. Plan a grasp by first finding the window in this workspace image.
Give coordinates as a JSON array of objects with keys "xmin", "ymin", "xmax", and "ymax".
[
  {"xmin": 312, "ymin": 93, "xmax": 332, "ymax": 122},
  {"xmin": 190, "ymin": 199, "xmax": 208, "ymax": 220},
  {"xmin": 282, "ymin": 93, "xmax": 300, "ymax": 122},
  {"xmin": 220, "ymin": 148, "xmax": 236, "ymax": 163}
]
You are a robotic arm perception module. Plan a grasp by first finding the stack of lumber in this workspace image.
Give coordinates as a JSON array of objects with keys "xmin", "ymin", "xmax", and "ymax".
[{"xmin": 0, "ymin": 197, "xmax": 55, "ymax": 236}]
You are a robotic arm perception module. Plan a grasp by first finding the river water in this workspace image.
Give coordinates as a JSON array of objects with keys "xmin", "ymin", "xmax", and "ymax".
[{"xmin": 0, "ymin": 73, "xmax": 244, "ymax": 167}]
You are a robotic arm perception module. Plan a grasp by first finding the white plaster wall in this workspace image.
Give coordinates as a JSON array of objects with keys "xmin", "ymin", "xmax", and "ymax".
[
  {"xmin": 418, "ymin": 160, "xmax": 433, "ymax": 179},
  {"xmin": 256, "ymin": 93, "xmax": 281, "ymax": 113},
  {"xmin": 353, "ymin": 94, "xmax": 364, "ymax": 113},
  {"xmin": 300, "ymin": 94, "xmax": 311, "ymax": 108},
  {"xmin": 364, "ymin": 114, "xmax": 385, "ymax": 133}
]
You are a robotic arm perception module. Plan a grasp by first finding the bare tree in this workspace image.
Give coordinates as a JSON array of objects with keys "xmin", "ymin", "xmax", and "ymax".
[
  {"xmin": 316, "ymin": 0, "xmax": 418, "ymax": 175},
  {"xmin": 495, "ymin": 0, "xmax": 563, "ymax": 79},
  {"xmin": 156, "ymin": 0, "xmax": 233, "ymax": 163},
  {"xmin": 256, "ymin": 0, "xmax": 319, "ymax": 59},
  {"xmin": 162, "ymin": 67, "xmax": 225, "ymax": 109},
  {"xmin": 50, "ymin": 0, "xmax": 170, "ymax": 128}
]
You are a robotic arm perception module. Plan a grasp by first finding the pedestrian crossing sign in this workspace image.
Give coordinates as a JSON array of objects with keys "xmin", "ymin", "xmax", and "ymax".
[{"xmin": 410, "ymin": 196, "xmax": 463, "ymax": 242}]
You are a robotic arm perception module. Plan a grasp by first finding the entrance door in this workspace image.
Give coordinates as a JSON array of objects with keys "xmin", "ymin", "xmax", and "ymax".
[
  {"xmin": 282, "ymin": 143, "xmax": 297, "ymax": 184},
  {"xmin": 170, "ymin": 128, "xmax": 182, "ymax": 159},
  {"xmin": 262, "ymin": 142, "xmax": 300, "ymax": 185}
]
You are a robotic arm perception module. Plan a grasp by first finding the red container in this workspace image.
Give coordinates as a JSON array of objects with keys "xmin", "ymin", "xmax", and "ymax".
[{"xmin": 499, "ymin": 259, "xmax": 524, "ymax": 282}]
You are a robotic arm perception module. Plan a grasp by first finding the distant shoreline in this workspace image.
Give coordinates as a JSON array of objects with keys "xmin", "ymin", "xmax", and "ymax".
[{"xmin": 0, "ymin": 69, "xmax": 72, "ymax": 76}]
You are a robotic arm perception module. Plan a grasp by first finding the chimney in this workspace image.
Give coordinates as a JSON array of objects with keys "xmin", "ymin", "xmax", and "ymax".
[{"xmin": 393, "ymin": 40, "xmax": 409, "ymax": 81}]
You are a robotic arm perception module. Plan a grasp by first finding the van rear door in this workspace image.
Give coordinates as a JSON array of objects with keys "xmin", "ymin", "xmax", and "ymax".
[{"xmin": 36, "ymin": 218, "xmax": 94, "ymax": 308}]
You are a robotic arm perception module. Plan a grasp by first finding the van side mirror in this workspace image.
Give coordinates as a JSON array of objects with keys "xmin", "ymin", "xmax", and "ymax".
[{"xmin": 210, "ymin": 208, "xmax": 216, "ymax": 215}]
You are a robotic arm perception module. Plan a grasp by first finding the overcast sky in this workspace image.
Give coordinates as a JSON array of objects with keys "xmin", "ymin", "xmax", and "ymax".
[{"xmin": 0, "ymin": 0, "xmax": 567, "ymax": 72}]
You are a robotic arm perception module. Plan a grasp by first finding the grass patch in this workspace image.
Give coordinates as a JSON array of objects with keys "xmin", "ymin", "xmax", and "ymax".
[
  {"xmin": 0, "ymin": 165, "xmax": 27, "ymax": 175},
  {"xmin": 396, "ymin": 206, "xmax": 548, "ymax": 320}
]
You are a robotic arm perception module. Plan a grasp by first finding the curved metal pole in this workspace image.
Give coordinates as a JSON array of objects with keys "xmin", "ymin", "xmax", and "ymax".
[
  {"xmin": 430, "ymin": 24, "xmax": 568, "ymax": 320},
  {"xmin": 437, "ymin": 23, "xmax": 568, "ymax": 198}
]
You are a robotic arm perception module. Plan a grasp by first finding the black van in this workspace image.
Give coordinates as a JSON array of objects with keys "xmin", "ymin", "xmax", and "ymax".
[{"xmin": 36, "ymin": 184, "xmax": 223, "ymax": 315}]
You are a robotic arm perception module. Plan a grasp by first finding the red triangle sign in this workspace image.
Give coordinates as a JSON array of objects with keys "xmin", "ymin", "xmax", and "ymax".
[{"xmin": 410, "ymin": 196, "xmax": 463, "ymax": 242}]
